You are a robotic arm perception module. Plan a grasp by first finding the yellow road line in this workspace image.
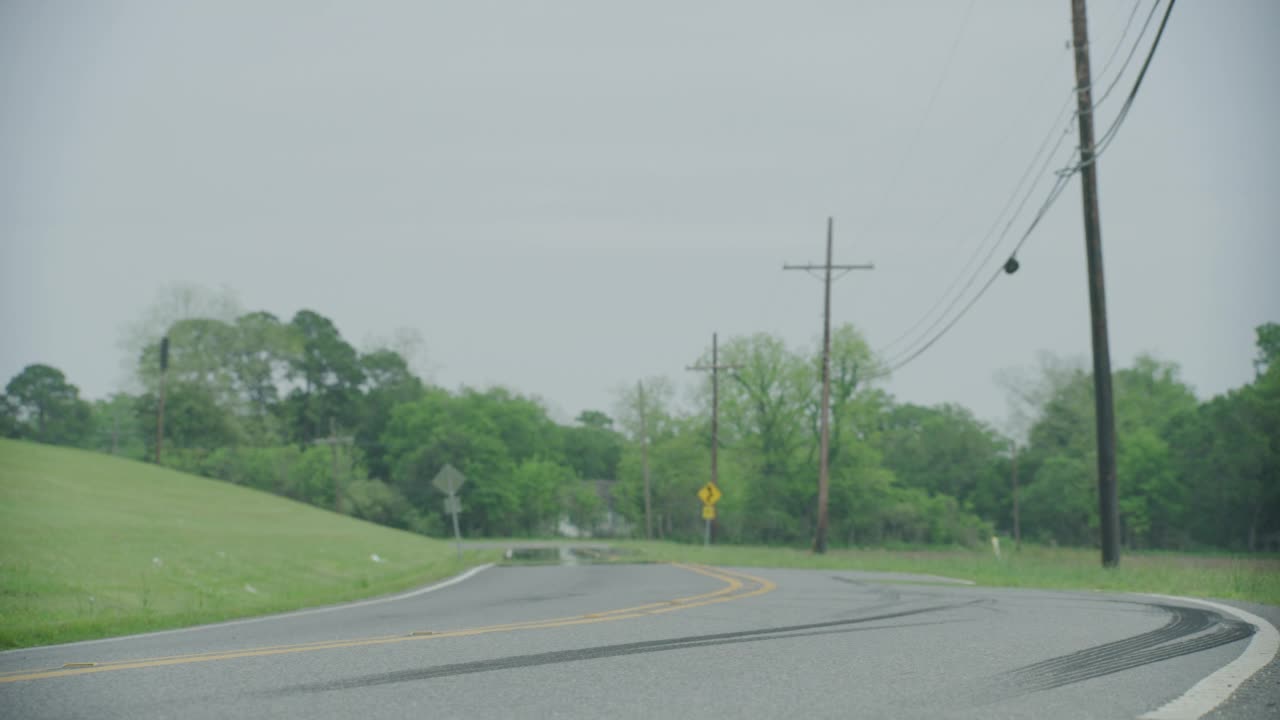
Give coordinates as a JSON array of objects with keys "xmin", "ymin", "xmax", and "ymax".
[{"xmin": 0, "ymin": 564, "xmax": 775, "ymax": 684}]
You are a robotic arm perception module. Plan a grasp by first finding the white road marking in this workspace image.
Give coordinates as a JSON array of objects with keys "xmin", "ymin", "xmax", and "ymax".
[
  {"xmin": 1138, "ymin": 594, "xmax": 1279, "ymax": 720},
  {"xmin": 0, "ymin": 563, "xmax": 494, "ymax": 655}
]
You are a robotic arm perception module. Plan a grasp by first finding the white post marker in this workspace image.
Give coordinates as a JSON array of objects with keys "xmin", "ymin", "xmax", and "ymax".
[
  {"xmin": 433, "ymin": 465, "xmax": 467, "ymax": 561},
  {"xmin": 1138, "ymin": 595, "xmax": 1280, "ymax": 720}
]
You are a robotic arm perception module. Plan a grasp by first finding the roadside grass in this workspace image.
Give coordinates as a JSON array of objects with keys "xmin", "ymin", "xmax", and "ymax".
[
  {"xmin": 0, "ymin": 439, "xmax": 498, "ymax": 650},
  {"xmin": 614, "ymin": 540, "xmax": 1280, "ymax": 606}
]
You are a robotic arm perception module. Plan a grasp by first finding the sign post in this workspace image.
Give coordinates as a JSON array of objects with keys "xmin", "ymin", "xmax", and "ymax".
[
  {"xmin": 432, "ymin": 464, "xmax": 468, "ymax": 561},
  {"xmin": 696, "ymin": 482, "xmax": 722, "ymax": 547}
]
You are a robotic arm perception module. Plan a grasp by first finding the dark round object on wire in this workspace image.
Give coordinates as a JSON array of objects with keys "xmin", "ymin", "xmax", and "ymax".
[{"xmin": 1003, "ymin": 257, "xmax": 1020, "ymax": 275}]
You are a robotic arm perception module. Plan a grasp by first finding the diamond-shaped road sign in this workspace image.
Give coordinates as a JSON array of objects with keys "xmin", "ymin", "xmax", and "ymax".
[
  {"xmin": 432, "ymin": 464, "xmax": 467, "ymax": 496},
  {"xmin": 697, "ymin": 482, "xmax": 722, "ymax": 506}
]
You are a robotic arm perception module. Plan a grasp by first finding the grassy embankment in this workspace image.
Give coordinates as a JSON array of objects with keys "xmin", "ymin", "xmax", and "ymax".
[
  {"xmin": 0, "ymin": 438, "xmax": 498, "ymax": 649},
  {"xmin": 613, "ymin": 540, "xmax": 1280, "ymax": 606}
]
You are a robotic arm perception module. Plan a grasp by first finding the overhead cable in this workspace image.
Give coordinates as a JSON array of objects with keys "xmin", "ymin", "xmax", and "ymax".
[{"xmin": 868, "ymin": 0, "xmax": 1177, "ymax": 379}]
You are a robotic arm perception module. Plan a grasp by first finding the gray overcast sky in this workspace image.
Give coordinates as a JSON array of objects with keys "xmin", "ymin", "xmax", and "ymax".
[{"xmin": 3, "ymin": 0, "xmax": 1278, "ymax": 428}]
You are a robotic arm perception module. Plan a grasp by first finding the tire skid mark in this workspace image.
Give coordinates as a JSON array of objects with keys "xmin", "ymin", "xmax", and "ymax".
[
  {"xmin": 1010, "ymin": 605, "xmax": 1212, "ymax": 682},
  {"xmin": 270, "ymin": 598, "xmax": 989, "ymax": 695},
  {"xmin": 989, "ymin": 603, "xmax": 1256, "ymax": 698}
]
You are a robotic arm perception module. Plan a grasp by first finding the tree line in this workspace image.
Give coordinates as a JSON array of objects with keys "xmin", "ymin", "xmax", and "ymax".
[{"xmin": 3, "ymin": 296, "xmax": 1276, "ymax": 551}]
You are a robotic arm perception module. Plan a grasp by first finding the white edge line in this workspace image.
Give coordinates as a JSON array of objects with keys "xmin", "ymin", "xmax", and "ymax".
[
  {"xmin": 1137, "ymin": 593, "xmax": 1280, "ymax": 720},
  {"xmin": 1, "ymin": 563, "xmax": 494, "ymax": 656}
]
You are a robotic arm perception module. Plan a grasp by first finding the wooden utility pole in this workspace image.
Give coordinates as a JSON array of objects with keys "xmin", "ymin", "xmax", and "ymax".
[
  {"xmin": 637, "ymin": 380, "xmax": 654, "ymax": 540},
  {"xmin": 1070, "ymin": 0, "xmax": 1121, "ymax": 568},
  {"xmin": 1011, "ymin": 441, "xmax": 1021, "ymax": 549},
  {"xmin": 785, "ymin": 218, "xmax": 873, "ymax": 554},
  {"xmin": 155, "ymin": 335, "xmax": 169, "ymax": 465},
  {"xmin": 687, "ymin": 332, "xmax": 740, "ymax": 543}
]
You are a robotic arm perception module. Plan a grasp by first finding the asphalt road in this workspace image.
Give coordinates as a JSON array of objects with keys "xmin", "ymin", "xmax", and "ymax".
[{"xmin": 2, "ymin": 562, "xmax": 1277, "ymax": 719}]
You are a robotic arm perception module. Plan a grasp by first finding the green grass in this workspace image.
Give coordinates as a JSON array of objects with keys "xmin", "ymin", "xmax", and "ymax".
[
  {"xmin": 614, "ymin": 540, "xmax": 1280, "ymax": 606},
  {"xmin": 0, "ymin": 439, "xmax": 498, "ymax": 649}
]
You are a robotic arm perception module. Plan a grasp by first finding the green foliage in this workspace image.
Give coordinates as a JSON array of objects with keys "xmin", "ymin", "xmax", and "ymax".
[
  {"xmin": 616, "ymin": 416, "xmax": 710, "ymax": 542},
  {"xmin": 357, "ymin": 347, "xmax": 427, "ymax": 479},
  {"xmin": 281, "ymin": 309, "xmax": 366, "ymax": 442},
  {"xmin": 511, "ymin": 458, "xmax": 577, "ymax": 535},
  {"xmin": 379, "ymin": 387, "xmax": 584, "ymax": 538},
  {"xmin": 3, "ymin": 364, "xmax": 93, "ymax": 445},
  {"xmin": 1255, "ymin": 322, "xmax": 1280, "ymax": 375},
  {"xmin": 877, "ymin": 403, "xmax": 1006, "ymax": 522},
  {"xmin": 83, "ymin": 394, "xmax": 148, "ymax": 460},
  {"xmin": 560, "ymin": 411, "xmax": 623, "ymax": 480},
  {"xmin": 564, "ymin": 479, "xmax": 606, "ymax": 532},
  {"xmin": 11, "ymin": 294, "xmax": 1276, "ymax": 555},
  {"xmin": 135, "ymin": 382, "xmax": 242, "ymax": 455}
]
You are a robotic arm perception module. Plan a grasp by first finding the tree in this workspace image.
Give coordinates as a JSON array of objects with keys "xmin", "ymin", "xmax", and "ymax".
[
  {"xmin": 510, "ymin": 458, "xmax": 577, "ymax": 535},
  {"xmin": 0, "ymin": 394, "xmax": 19, "ymax": 438},
  {"xmin": 1166, "ymin": 346, "xmax": 1279, "ymax": 551},
  {"xmin": 230, "ymin": 312, "xmax": 300, "ymax": 437},
  {"xmin": 615, "ymin": 377, "xmax": 676, "ymax": 540},
  {"xmin": 121, "ymin": 284, "xmax": 241, "ymax": 391},
  {"xmin": 1255, "ymin": 322, "xmax": 1280, "ymax": 376},
  {"xmin": 357, "ymin": 347, "xmax": 426, "ymax": 479},
  {"xmin": 281, "ymin": 310, "xmax": 365, "ymax": 442},
  {"xmin": 1015, "ymin": 354, "xmax": 1203, "ymax": 548},
  {"xmin": 84, "ymin": 393, "xmax": 147, "ymax": 459},
  {"xmin": 135, "ymin": 382, "xmax": 241, "ymax": 456},
  {"xmin": 561, "ymin": 411, "xmax": 623, "ymax": 481},
  {"xmin": 3, "ymin": 364, "xmax": 92, "ymax": 445},
  {"xmin": 719, "ymin": 334, "xmax": 812, "ymax": 541},
  {"xmin": 381, "ymin": 389, "xmax": 519, "ymax": 536},
  {"xmin": 615, "ymin": 415, "xmax": 710, "ymax": 541},
  {"xmin": 877, "ymin": 403, "xmax": 1006, "ymax": 523},
  {"xmin": 995, "ymin": 352, "xmax": 1088, "ymax": 446}
]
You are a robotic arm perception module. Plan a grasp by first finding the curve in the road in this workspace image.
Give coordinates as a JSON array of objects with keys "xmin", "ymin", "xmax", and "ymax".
[{"xmin": 0, "ymin": 563, "xmax": 775, "ymax": 686}]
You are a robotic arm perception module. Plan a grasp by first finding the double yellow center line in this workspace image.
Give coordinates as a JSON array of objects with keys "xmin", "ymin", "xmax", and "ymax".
[{"xmin": 0, "ymin": 563, "xmax": 776, "ymax": 684}]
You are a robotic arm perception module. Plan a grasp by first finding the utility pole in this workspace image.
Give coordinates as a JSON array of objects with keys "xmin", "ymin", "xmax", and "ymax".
[
  {"xmin": 313, "ymin": 418, "xmax": 354, "ymax": 513},
  {"xmin": 687, "ymin": 332, "xmax": 740, "ymax": 544},
  {"xmin": 637, "ymin": 380, "xmax": 653, "ymax": 541},
  {"xmin": 155, "ymin": 335, "xmax": 169, "ymax": 465},
  {"xmin": 1070, "ymin": 0, "xmax": 1121, "ymax": 568},
  {"xmin": 784, "ymin": 217, "xmax": 873, "ymax": 554},
  {"xmin": 1011, "ymin": 441, "xmax": 1021, "ymax": 549}
]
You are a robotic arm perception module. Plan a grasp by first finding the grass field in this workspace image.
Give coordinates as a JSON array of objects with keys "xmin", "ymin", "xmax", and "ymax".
[
  {"xmin": 3, "ymin": 438, "xmax": 1275, "ymax": 650},
  {"xmin": 613, "ymin": 540, "xmax": 1280, "ymax": 606},
  {"xmin": 0, "ymin": 439, "xmax": 497, "ymax": 649}
]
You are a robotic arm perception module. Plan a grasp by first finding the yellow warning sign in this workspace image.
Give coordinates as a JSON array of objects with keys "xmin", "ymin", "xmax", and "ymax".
[
  {"xmin": 697, "ymin": 482, "xmax": 722, "ymax": 505},
  {"xmin": 701, "ymin": 504, "xmax": 716, "ymax": 520}
]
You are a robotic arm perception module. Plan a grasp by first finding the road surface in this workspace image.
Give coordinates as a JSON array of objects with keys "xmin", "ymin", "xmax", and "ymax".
[{"xmin": 2, "ymin": 562, "xmax": 1276, "ymax": 719}]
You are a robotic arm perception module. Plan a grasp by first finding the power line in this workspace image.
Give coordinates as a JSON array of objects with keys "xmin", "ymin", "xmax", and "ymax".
[
  {"xmin": 1088, "ymin": 0, "xmax": 1178, "ymax": 159},
  {"xmin": 876, "ymin": 4, "xmax": 1149, "ymax": 358},
  {"xmin": 877, "ymin": 101, "xmax": 1076, "ymax": 355},
  {"xmin": 859, "ymin": 0, "xmax": 977, "ymax": 240},
  {"xmin": 1090, "ymin": 0, "xmax": 1162, "ymax": 112},
  {"xmin": 879, "ymin": 166, "xmax": 1075, "ymax": 376},
  {"xmin": 1093, "ymin": 0, "xmax": 1146, "ymax": 91},
  {"xmin": 879, "ymin": 126, "xmax": 1078, "ymax": 368},
  {"xmin": 869, "ymin": 0, "xmax": 1177, "ymax": 380}
]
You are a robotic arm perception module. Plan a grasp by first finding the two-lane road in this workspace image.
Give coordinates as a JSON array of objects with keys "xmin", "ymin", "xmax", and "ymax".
[{"xmin": 2, "ymin": 563, "xmax": 1276, "ymax": 719}]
